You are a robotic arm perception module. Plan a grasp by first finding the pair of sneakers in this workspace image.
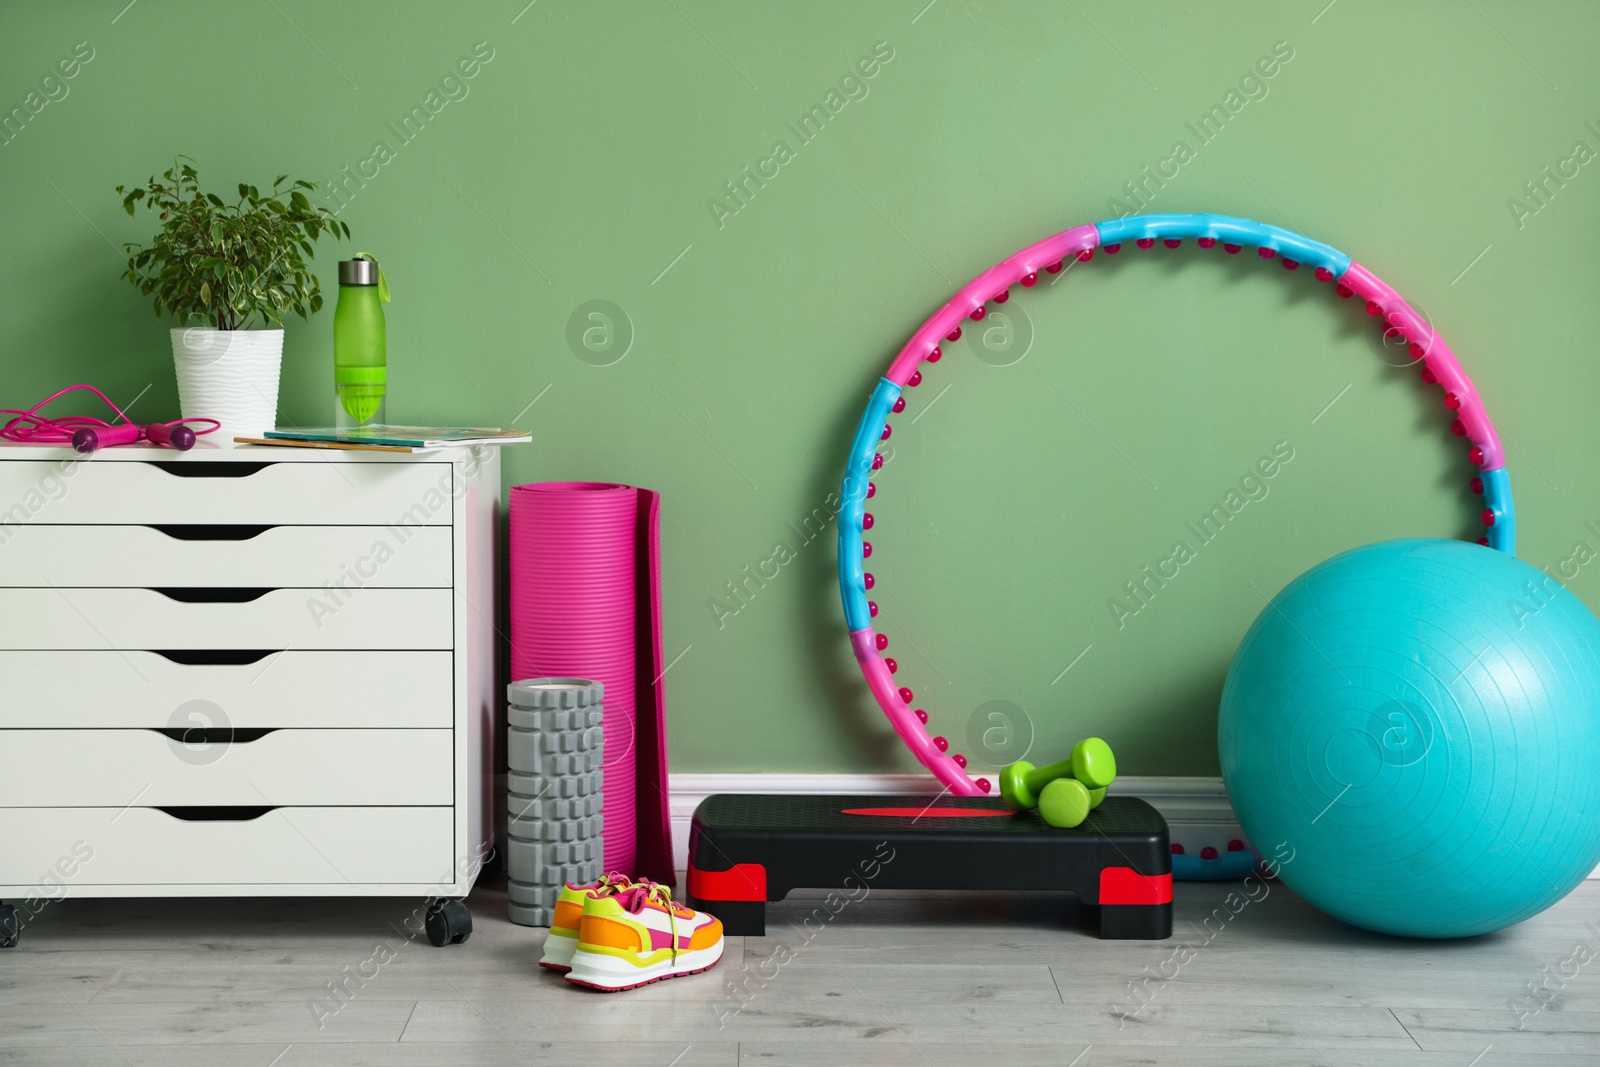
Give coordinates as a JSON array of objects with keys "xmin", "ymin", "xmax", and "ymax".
[{"xmin": 539, "ymin": 872, "xmax": 725, "ymax": 991}]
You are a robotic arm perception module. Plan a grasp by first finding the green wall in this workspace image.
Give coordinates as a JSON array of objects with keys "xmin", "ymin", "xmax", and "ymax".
[{"xmin": 4, "ymin": 1, "xmax": 1598, "ymax": 777}]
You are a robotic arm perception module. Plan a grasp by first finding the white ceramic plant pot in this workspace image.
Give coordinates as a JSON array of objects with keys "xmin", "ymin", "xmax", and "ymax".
[{"xmin": 170, "ymin": 327, "xmax": 284, "ymax": 439}]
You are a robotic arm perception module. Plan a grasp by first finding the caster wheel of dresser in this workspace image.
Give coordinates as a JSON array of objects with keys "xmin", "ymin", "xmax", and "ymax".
[
  {"xmin": 425, "ymin": 900, "xmax": 472, "ymax": 947},
  {"xmin": 0, "ymin": 904, "xmax": 19, "ymax": 948}
]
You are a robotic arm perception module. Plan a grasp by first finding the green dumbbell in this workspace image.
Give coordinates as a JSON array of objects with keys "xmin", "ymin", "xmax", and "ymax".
[
  {"xmin": 1039, "ymin": 777, "xmax": 1093, "ymax": 828},
  {"xmin": 998, "ymin": 737, "xmax": 1117, "ymax": 811},
  {"xmin": 1040, "ymin": 774, "xmax": 1113, "ymax": 829}
]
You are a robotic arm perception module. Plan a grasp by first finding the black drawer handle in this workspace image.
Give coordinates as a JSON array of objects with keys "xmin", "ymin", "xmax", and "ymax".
[
  {"xmin": 150, "ymin": 588, "xmax": 273, "ymax": 603},
  {"xmin": 148, "ymin": 524, "xmax": 273, "ymax": 541},
  {"xmin": 156, "ymin": 806, "xmax": 276, "ymax": 821},
  {"xmin": 150, "ymin": 727, "xmax": 277, "ymax": 744},
  {"xmin": 145, "ymin": 461, "xmax": 270, "ymax": 478},
  {"xmin": 150, "ymin": 649, "xmax": 279, "ymax": 665}
]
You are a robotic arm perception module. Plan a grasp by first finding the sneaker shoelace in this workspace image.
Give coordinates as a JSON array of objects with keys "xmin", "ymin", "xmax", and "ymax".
[{"xmin": 621, "ymin": 880, "xmax": 683, "ymax": 961}]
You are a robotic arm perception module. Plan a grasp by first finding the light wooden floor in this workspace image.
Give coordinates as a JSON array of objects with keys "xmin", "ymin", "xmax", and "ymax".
[{"xmin": 2, "ymin": 877, "xmax": 1597, "ymax": 1066}]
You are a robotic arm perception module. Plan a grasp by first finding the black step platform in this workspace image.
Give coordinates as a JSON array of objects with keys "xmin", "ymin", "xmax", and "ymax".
[{"xmin": 684, "ymin": 794, "xmax": 1172, "ymax": 940}]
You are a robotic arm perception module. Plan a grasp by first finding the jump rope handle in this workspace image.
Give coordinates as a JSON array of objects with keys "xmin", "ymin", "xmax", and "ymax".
[
  {"xmin": 71, "ymin": 421, "xmax": 200, "ymax": 454},
  {"xmin": 145, "ymin": 420, "xmax": 197, "ymax": 451},
  {"xmin": 72, "ymin": 423, "xmax": 143, "ymax": 453}
]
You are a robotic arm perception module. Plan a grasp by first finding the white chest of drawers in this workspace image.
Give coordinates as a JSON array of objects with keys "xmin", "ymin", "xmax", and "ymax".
[{"xmin": 0, "ymin": 444, "xmax": 498, "ymax": 910}]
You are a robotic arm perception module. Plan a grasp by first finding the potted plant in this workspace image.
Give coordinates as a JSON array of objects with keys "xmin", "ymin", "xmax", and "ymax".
[{"xmin": 118, "ymin": 159, "xmax": 349, "ymax": 436}]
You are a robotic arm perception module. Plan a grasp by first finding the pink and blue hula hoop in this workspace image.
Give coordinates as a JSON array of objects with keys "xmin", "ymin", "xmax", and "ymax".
[{"xmin": 837, "ymin": 212, "xmax": 1514, "ymax": 816}]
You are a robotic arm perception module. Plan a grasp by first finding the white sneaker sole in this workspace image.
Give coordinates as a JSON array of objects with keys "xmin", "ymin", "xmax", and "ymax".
[
  {"xmin": 565, "ymin": 941, "xmax": 725, "ymax": 991},
  {"xmin": 538, "ymin": 932, "xmax": 579, "ymax": 972}
]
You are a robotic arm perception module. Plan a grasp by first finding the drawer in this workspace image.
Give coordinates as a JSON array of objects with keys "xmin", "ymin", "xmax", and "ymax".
[
  {"xmin": 0, "ymin": 729, "xmax": 452, "ymax": 806},
  {"xmin": 0, "ymin": 458, "xmax": 453, "ymax": 526},
  {"xmin": 0, "ymin": 806, "xmax": 452, "ymax": 887},
  {"xmin": 0, "ymin": 525, "xmax": 452, "ymax": 587},
  {"xmin": 0, "ymin": 650, "xmax": 452, "ymax": 728},
  {"xmin": 0, "ymin": 588, "xmax": 452, "ymax": 650}
]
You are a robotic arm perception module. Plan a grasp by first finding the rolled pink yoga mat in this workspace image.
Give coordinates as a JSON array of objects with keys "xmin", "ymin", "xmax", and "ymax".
[{"xmin": 508, "ymin": 482, "xmax": 672, "ymax": 881}]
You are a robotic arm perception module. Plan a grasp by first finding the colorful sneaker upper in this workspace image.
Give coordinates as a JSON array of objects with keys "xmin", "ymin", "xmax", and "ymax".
[
  {"xmin": 538, "ymin": 871, "xmax": 632, "ymax": 971},
  {"xmin": 566, "ymin": 883, "xmax": 724, "ymax": 990},
  {"xmin": 552, "ymin": 872, "xmax": 631, "ymax": 937}
]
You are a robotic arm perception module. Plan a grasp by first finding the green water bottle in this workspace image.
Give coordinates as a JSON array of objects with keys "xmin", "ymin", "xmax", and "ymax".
[{"xmin": 334, "ymin": 253, "xmax": 389, "ymax": 427}]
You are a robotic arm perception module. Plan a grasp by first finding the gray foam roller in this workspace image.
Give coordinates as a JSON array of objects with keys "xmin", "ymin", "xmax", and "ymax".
[
  {"xmin": 512, "ymin": 750, "xmax": 605, "ymax": 778},
  {"xmin": 507, "ymin": 770, "xmax": 603, "ymax": 799},
  {"xmin": 505, "ymin": 680, "xmax": 606, "ymax": 927},
  {"xmin": 507, "ymin": 900, "xmax": 555, "ymax": 927},
  {"xmin": 507, "ymin": 706, "xmax": 603, "ymax": 732},
  {"xmin": 506, "ymin": 880, "xmax": 567, "ymax": 909},
  {"xmin": 507, "ymin": 678, "xmax": 603, "ymax": 709},
  {"xmin": 507, "ymin": 724, "xmax": 605, "ymax": 758},
  {"xmin": 509, "ymin": 812, "xmax": 603, "ymax": 844},
  {"xmin": 506, "ymin": 832, "xmax": 598, "ymax": 867},
  {"xmin": 507, "ymin": 845, "xmax": 600, "ymax": 884},
  {"xmin": 507, "ymin": 873, "xmax": 600, "ymax": 927},
  {"xmin": 506, "ymin": 793, "xmax": 602, "ymax": 821},
  {"xmin": 525, "ymin": 728, "xmax": 605, "ymax": 756},
  {"xmin": 549, "ymin": 840, "xmax": 598, "ymax": 863},
  {"xmin": 506, "ymin": 732, "xmax": 602, "ymax": 775}
]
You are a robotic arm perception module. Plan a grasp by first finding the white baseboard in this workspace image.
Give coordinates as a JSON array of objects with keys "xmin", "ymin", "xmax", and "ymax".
[{"xmin": 667, "ymin": 773, "xmax": 1600, "ymax": 880}]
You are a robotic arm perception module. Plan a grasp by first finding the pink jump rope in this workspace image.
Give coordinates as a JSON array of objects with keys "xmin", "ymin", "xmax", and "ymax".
[{"xmin": 0, "ymin": 384, "xmax": 219, "ymax": 453}]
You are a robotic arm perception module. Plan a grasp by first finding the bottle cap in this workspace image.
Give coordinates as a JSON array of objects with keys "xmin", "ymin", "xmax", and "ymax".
[{"xmin": 339, "ymin": 259, "xmax": 378, "ymax": 286}]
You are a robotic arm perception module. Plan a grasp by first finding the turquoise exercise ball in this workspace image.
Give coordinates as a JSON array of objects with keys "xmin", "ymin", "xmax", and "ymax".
[{"xmin": 1219, "ymin": 538, "xmax": 1600, "ymax": 937}]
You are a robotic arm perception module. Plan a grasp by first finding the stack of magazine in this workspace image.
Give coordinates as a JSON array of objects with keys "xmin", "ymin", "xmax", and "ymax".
[{"xmin": 237, "ymin": 426, "xmax": 532, "ymax": 452}]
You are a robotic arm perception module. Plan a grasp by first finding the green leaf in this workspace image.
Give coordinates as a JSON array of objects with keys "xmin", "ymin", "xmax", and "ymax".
[{"xmin": 116, "ymin": 165, "xmax": 346, "ymax": 326}]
